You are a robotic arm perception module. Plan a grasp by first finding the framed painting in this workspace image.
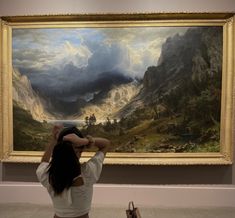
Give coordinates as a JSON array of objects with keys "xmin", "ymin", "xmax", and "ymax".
[{"xmin": 0, "ymin": 13, "xmax": 234, "ymax": 164}]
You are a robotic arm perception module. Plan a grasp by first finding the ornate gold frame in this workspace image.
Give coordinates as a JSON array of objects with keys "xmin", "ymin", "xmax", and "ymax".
[{"xmin": 0, "ymin": 13, "xmax": 234, "ymax": 165}]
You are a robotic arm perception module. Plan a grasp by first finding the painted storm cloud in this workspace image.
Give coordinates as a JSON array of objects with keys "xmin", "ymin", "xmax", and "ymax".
[{"xmin": 13, "ymin": 27, "xmax": 188, "ymax": 101}]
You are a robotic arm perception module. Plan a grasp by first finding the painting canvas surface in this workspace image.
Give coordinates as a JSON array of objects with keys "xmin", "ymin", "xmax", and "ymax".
[{"xmin": 12, "ymin": 26, "xmax": 222, "ymax": 153}]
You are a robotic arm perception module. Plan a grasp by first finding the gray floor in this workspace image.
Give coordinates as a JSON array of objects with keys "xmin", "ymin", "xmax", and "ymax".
[{"xmin": 0, "ymin": 203, "xmax": 235, "ymax": 218}]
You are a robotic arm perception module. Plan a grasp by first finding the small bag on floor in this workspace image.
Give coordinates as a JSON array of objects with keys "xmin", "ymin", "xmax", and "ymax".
[{"xmin": 126, "ymin": 201, "xmax": 142, "ymax": 218}]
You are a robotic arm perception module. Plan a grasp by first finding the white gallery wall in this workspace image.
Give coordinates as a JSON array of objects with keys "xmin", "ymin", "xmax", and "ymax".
[
  {"xmin": 0, "ymin": 0, "xmax": 234, "ymax": 15},
  {"xmin": 0, "ymin": 0, "xmax": 235, "ymax": 207}
]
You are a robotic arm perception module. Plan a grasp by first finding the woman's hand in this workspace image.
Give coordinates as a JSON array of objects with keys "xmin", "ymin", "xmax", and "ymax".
[{"xmin": 52, "ymin": 124, "xmax": 64, "ymax": 141}]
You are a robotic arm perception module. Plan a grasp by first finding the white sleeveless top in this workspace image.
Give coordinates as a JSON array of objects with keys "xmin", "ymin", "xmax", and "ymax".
[{"xmin": 36, "ymin": 151, "xmax": 105, "ymax": 217}]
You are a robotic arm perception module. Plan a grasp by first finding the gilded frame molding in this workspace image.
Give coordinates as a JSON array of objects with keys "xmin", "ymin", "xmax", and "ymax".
[{"xmin": 0, "ymin": 13, "xmax": 234, "ymax": 165}]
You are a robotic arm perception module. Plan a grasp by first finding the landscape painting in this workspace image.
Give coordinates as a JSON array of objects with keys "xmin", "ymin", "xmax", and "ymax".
[{"xmin": 12, "ymin": 25, "xmax": 223, "ymax": 154}]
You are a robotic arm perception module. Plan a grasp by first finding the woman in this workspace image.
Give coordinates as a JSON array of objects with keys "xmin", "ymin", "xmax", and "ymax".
[{"xmin": 36, "ymin": 124, "xmax": 110, "ymax": 218}]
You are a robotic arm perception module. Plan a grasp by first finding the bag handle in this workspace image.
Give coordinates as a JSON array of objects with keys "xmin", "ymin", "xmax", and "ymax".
[{"xmin": 128, "ymin": 201, "xmax": 135, "ymax": 210}]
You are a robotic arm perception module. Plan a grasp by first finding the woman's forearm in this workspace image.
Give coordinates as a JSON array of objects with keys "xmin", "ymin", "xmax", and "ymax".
[
  {"xmin": 41, "ymin": 139, "xmax": 57, "ymax": 162},
  {"xmin": 41, "ymin": 124, "xmax": 63, "ymax": 162},
  {"xmin": 72, "ymin": 135, "xmax": 110, "ymax": 152}
]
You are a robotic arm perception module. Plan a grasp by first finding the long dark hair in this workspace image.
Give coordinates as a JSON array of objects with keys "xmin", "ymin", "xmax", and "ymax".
[{"xmin": 48, "ymin": 126, "xmax": 84, "ymax": 195}]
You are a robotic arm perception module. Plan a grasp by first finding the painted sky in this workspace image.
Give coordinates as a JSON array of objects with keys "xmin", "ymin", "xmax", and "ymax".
[
  {"xmin": 12, "ymin": 27, "xmax": 189, "ymax": 99},
  {"xmin": 13, "ymin": 27, "xmax": 189, "ymax": 75}
]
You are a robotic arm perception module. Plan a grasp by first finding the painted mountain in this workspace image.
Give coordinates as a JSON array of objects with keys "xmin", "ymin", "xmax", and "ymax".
[{"xmin": 12, "ymin": 26, "xmax": 222, "ymax": 152}]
